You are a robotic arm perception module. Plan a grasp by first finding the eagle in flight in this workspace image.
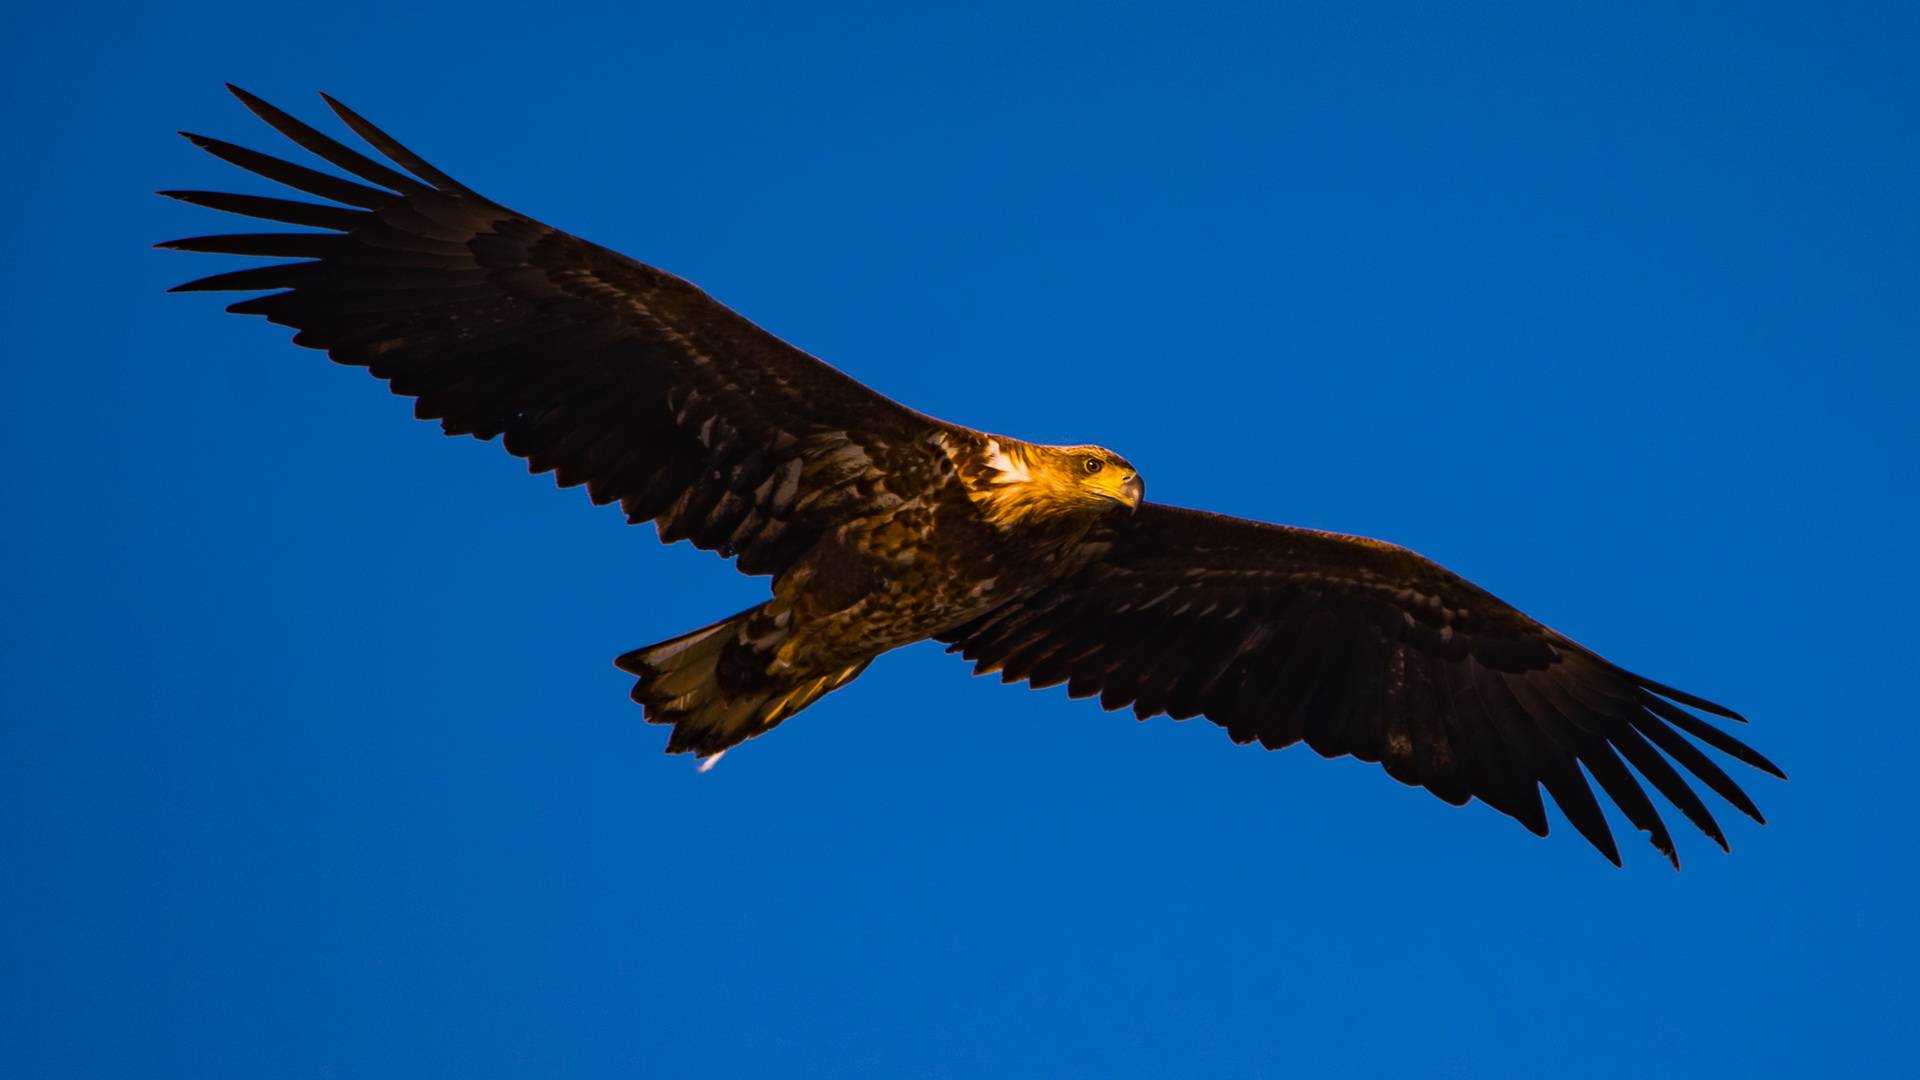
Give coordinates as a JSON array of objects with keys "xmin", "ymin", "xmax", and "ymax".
[{"xmin": 162, "ymin": 87, "xmax": 1783, "ymax": 866}]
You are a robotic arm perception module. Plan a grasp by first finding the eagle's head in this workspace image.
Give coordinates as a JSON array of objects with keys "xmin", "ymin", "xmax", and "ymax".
[{"xmin": 967, "ymin": 438, "xmax": 1144, "ymax": 526}]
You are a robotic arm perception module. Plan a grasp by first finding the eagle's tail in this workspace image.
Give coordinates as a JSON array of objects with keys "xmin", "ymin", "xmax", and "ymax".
[{"xmin": 614, "ymin": 607, "xmax": 869, "ymax": 763}]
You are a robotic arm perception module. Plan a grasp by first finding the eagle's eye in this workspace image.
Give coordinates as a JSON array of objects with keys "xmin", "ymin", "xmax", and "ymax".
[{"xmin": 1083, "ymin": 457, "xmax": 1104, "ymax": 474}]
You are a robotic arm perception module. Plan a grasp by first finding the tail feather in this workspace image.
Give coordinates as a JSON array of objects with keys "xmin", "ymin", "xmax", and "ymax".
[{"xmin": 615, "ymin": 608, "xmax": 868, "ymax": 759}]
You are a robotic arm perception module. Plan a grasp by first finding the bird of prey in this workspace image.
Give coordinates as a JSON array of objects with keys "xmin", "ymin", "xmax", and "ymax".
[{"xmin": 162, "ymin": 86, "xmax": 1782, "ymax": 866}]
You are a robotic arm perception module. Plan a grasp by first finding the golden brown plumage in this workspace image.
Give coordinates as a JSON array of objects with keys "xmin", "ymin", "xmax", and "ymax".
[{"xmin": 161, "ymin": 87, "xmax": 1783, "ymax": 866}]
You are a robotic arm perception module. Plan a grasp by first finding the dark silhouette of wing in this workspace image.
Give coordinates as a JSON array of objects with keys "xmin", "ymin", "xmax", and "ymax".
[
  {"xmin": 161, "ymin": 86, "xmax": 945, "ymax": 576},
  {"xmin": 939, "ymin": 504, "xmax": 1783, "ymax": 866}
]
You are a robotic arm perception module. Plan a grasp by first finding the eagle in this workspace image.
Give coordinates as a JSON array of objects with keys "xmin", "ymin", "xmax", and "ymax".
[{"xmin": 161, "ymin": 87, "xmax": 1783, "ymax": 867}]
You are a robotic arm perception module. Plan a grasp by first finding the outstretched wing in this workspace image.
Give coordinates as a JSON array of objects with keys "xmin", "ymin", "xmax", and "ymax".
[
  {"xmin": 161, "ymin": 86, "xmax": 944, "ymax": 576},
  {"xmin": 939, "ymin": 504, "xmax": 1783, "ymax": 866}
]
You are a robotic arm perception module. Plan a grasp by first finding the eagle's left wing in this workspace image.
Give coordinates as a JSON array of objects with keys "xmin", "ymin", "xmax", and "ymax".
[
  {"xmin": 160, "ymin": 87, "xmax": 947, "ymax": 579},
  {"xmin": 938, "ymin": 504, "xmax": 1783, "ymax": 866}
]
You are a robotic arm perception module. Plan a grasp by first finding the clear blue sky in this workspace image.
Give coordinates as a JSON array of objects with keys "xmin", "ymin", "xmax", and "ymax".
[{"xmin": 4, "ymin": 2, "xmax": 1915, "ymax": 1077}]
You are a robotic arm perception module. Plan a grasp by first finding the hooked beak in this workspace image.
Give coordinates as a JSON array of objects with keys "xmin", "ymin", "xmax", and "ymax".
[{"xmin": 1120, "ymin": 473, "xmax": 1145, "ymax": 512}]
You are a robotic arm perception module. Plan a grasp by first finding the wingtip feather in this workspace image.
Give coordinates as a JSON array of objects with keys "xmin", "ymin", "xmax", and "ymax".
[{"xmin": 316, "ymin": 90, "xmax": 474, "ymax": 194}]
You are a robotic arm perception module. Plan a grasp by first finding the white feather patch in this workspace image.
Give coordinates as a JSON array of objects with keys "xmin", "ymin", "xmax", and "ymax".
[{"xmin": 982, "ymin": 439, "xmax": 1031, "ymax": 484}]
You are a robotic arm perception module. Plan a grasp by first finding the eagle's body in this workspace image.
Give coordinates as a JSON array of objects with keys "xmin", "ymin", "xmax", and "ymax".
[
  {"xmin": 629, "ymin": 429, "xmax": 1137, "ymax": 755},
  {"xmin": 163, "ymin": 87, "xmax": 1785, "ymax": 866}
]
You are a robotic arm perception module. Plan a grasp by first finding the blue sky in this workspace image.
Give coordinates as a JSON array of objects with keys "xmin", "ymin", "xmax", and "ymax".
[{"xmin": 4, "ymin": 2, "xmax": 1916, "ymax": 1077}]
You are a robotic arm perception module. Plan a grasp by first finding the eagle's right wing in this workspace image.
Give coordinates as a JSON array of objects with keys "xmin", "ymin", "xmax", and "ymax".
[
  {"xmin": 162, "ymin": 86, "xmax": 947, "ymax": 577},
  {"xmin": 940, "ymin": 504, "xmax": 1784, "ymax": 866}
]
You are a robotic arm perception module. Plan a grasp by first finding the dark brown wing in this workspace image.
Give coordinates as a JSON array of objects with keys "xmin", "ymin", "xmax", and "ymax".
[
  {"xmin": 938, "ymin": 504, "xmax": 1783, "ymax": 866},
  {"xmin": 161, "ymin": 86, "xmax": 946, "ymax": 576}
]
